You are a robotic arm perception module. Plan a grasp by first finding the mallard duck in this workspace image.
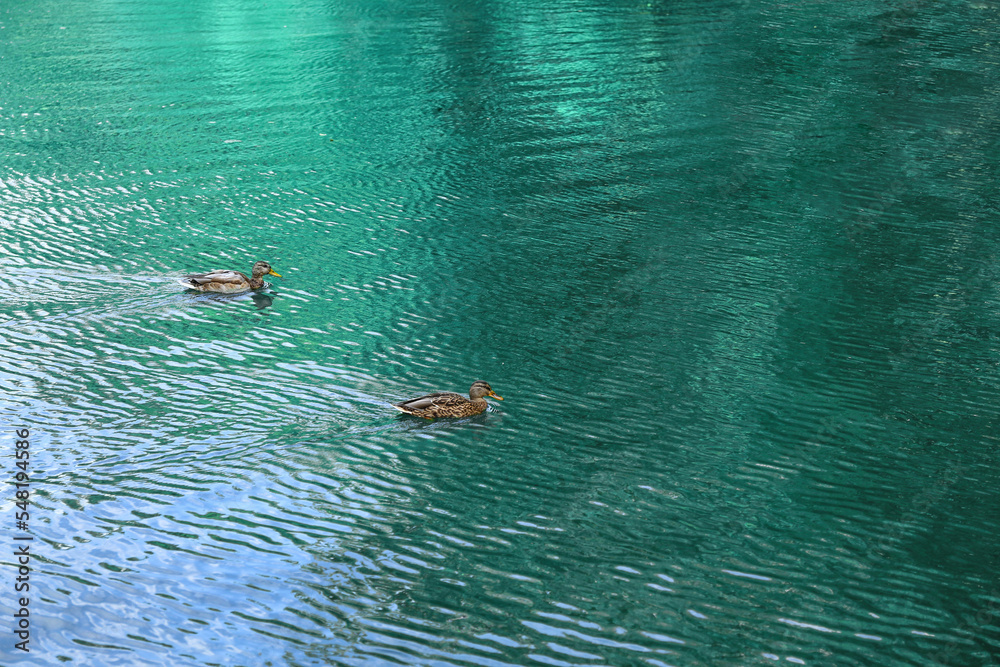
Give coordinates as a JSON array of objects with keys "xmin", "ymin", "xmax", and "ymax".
[
  {"xmin": 392, "ymin": 381, "xmax": 503, "ymax": 419},
  {"xmin": 179, "ymin": 261, "xmax": 281, "ymax": 293}
]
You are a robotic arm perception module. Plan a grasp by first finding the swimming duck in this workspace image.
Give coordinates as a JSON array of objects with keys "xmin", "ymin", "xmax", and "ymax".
[
  {"xmin": 392, "ymin": 381, "xmax": 503, "ymax": 419},
  {"xmin": 179, "ymin": 261, "xmax": 281, "ymax": 293}
]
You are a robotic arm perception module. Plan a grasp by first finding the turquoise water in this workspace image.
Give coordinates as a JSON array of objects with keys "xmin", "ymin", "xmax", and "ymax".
[{"xmin": 2, "ymin": 0, "xmax": 1000, "ymax": 664}]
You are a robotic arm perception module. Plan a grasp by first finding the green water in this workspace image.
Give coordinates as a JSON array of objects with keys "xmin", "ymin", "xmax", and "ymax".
[{"xmin": 2, "ymin": 0, "xmax": 1000, "ymax": 665}]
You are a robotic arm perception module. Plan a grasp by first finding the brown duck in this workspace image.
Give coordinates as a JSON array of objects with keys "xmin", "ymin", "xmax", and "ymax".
[
  {"xmin": 179, "ymin": 261, "xmax": 281, "ymax": 293},
  {"xmin": 392, "ymin": 381, "xmax": 503, "ymax": 419}
]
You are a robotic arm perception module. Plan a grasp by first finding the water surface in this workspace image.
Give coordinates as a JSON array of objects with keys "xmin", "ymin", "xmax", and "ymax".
[{"xmin": 2, "ymin": 0, "xmax": 999, "ymax": 665}]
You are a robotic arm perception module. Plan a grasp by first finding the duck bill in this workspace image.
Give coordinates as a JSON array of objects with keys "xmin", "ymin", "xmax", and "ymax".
[
  {"xmin": 489, "ymin": 392, "xmax": 504, "ymax": 401},
  {"xmin": 268, "ymin": 270, "xmax": 282, "ymax": 277}
]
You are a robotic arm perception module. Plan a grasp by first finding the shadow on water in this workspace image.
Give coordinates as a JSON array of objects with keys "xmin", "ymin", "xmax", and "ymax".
[
  {"xmin": 392, "ymin": 410, "xmax": 494, "ymax": 430},
  {"xmin": 285, "ymin": 408, "xmax": 498, "ymax": 451},
  {"xmin": 178, "ymin": 288, "xmax": 278, "ymax": 322},
  {"xmin": 250, "ymin": 292, "xmax": 274, "ymax": 310}
]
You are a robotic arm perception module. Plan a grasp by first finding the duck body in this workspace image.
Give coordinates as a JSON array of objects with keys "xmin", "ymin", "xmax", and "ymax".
[
  {"xmin": 179, "ymin": 261, "xmax": 280, "ymax": 293},
  {"xmin": 393, "ymin": 381, "xmax": 503, "ymax": 419}
]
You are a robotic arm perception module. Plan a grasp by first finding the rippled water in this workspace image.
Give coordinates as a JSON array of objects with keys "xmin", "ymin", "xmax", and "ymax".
[{"xmin": 3, "ymin": 0, "xmax": 1000, "ymax": 665}]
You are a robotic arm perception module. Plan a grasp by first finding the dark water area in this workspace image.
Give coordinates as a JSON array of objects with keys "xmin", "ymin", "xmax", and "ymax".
[{"xmin": 2, "ymin": 0, "xmax": 999, "ymax": 665}]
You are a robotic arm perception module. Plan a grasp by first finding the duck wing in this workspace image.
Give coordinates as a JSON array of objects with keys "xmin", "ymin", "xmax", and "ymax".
[
  {"xmin": 393, "ymin": 391, "xmax": 465, "ymax": 412},
  {"xmin": 179, "ymin": 269, "xmax": 250, "ymax": 290}
]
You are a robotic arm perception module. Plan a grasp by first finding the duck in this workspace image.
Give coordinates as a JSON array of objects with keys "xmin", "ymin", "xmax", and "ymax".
[
  {"xmin": 179, "ymin": 261, "xmax": 281, "ymax": 293},
  {"xmin": 392, "ymin": 381, "xmax": 503, "ymax": 419}
]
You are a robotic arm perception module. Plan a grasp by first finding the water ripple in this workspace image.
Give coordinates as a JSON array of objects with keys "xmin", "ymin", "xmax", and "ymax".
[{"xmin": 4, "ymin": 0, "xmax": 1000, "ymax": 665}]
